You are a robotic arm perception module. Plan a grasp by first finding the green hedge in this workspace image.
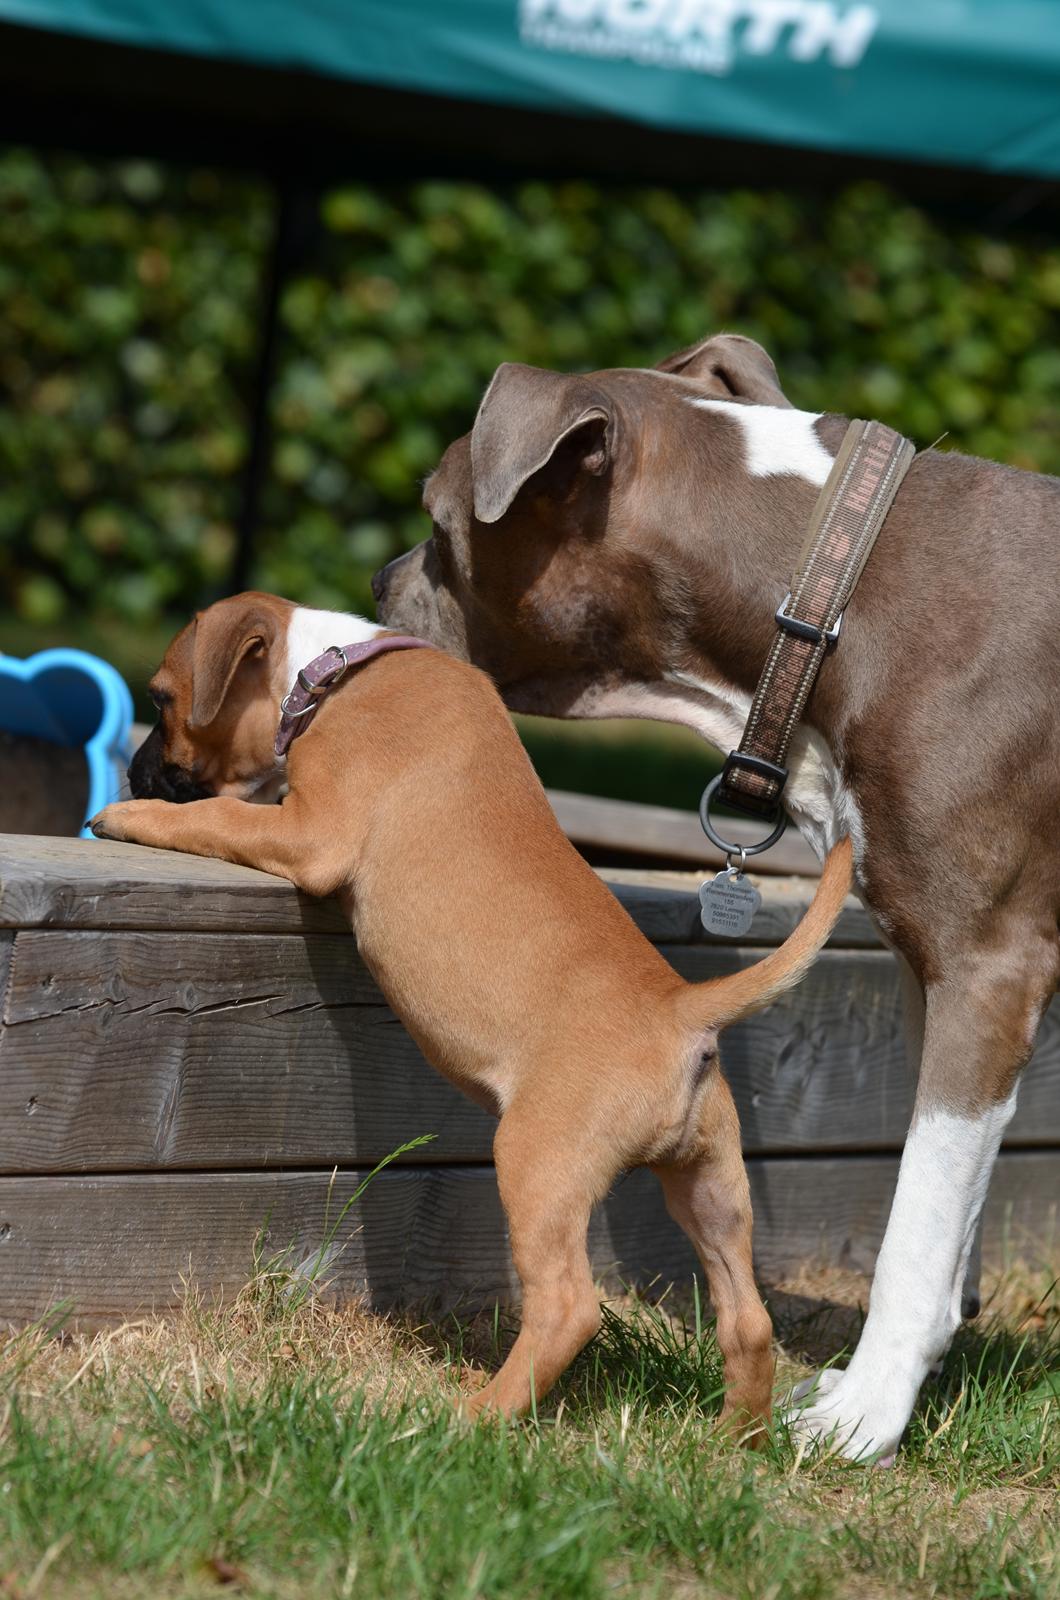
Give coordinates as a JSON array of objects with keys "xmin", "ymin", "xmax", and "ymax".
[
  {"xmin": 3, "ymin": 146, "xmax": 1060, "ymax": 632},
  {"xmin": 0, "ymin": 152, "xmax": 267, "ymax": 626}
]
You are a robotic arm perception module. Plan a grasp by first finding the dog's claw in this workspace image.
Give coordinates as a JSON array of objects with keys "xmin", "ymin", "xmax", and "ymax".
[{"xmin": 961, "ymin": 1291, "xmax": 981, "ymax": 1321}]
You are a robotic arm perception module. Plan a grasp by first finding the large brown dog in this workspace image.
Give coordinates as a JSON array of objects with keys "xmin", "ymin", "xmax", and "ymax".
[
  {"xmin": 373, "ymin": 334, "xmax": 1060, "ymax": 1461},
  {"xmin": 92, "ymin": 591, "xmax": 851, "ymax": 1434}
]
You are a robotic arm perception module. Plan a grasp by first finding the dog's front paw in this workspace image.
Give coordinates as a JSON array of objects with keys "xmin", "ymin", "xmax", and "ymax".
[
  {"xmin": 784, "ymin": 1367, "xmax": 909, "ymax": 1465},
  {"xmin": 89, "ymin": 800, "xmax": 160, "ymax": 844}
]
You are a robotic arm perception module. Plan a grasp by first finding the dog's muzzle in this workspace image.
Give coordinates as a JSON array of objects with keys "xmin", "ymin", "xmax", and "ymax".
[
  {"xmin": 128, "ymin": 727, "xmax": 212, "ymax": 803},
  {"xmin": 370, "ymin": 565, "xmax": 389, "ymax": 605}
]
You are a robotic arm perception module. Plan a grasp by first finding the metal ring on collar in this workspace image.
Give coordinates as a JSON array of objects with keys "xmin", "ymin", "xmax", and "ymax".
[
  {"xmin": 279, "ymin": 691, "xmax": 319, "ymax": 718},
  {"xmin": 699, "ymin": 775, "xmax": 788, "ymax": 857}
]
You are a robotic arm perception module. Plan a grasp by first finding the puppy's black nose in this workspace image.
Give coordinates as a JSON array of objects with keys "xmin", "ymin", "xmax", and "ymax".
[{"xmin": 370, "ymin": 566, "xmax": 387, "ymax": 605}]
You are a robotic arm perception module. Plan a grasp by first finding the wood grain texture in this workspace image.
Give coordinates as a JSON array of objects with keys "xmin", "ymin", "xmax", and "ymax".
[
  {"xmin": 0, "ymin": 732, "xmax": 88, "ymax": 838},
  {"xmin": 0, "ymin": 931, "xmax": 12, "ymax": 1014},
  {"xmin": 3, "ymin": 932, "xmax": 1057, "ymax": 1174},
  {"xmin": 546, "ymin": 788, "xmax": 821, "ymax": 876},
  {"xmin": 0, "ymin": 833, "xmax": 348, "ymax": 935},
  {"xmin": 0, "ymin": 833, "xmax": 874, "ymax": 944},
  {"xmin": 0, "ymin": 1154, "xmax": 1054, "ymax": 1325},
  {"xmin": 605, "ymin": 868, "xmax": 876, "ymax": 948},
  {"xmin": 671, "ymin": 945, "xmax": 1060, "ymax": 1154},
  {"xmin": 0, "ymin": 927, "xmax": 494, "ymax": 1171}
]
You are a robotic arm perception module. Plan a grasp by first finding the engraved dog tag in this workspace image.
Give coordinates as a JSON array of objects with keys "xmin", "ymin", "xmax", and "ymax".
[{"xmin": 699, "ymin": 868, "xmax": 761, "ymax": 938}]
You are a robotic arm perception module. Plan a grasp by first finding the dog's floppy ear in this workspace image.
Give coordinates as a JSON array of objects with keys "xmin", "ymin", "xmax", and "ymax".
[
  {"xmin": 471, "ymin": 362, "xmax": 612, "ymax": 525},
  {"xmin": 189, "ymin": 598, "xmax": 280, "ymax": 728},
  {"xmin": 656, "ymin": 332, "xmax": 791, "ymax": 407}
]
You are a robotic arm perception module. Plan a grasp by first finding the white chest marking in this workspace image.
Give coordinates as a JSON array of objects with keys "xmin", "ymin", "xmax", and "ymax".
[
  {"xmin": 556, "ymin": 669, "xmax": 869, "ymax": 870},
  {"xmin": 691, "ymin": 399, "xmax": 834, "ymax": 486},
  {"xmin": 557, "ymin": 675, "xmax": 751, "ymax": 776},
  {"xmin": 284, "ymin": 607, "xmax": 381, "ymax": 699},
  {"xmin": 662, "ymin": 668, "xmax": 860, "ymax": 865}
]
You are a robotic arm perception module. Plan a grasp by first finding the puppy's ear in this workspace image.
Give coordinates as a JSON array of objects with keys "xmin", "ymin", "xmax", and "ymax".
[
  {"xmin": 656, "ymin": 332, "xmax": 791, "ymax": 407},
  {"xmin": 189, "ymin": 599, "xmax": 279, "ymax": 728},
  {"xmin": 471, "ymin": 362, "xmax": 612, "ymax": 525}
]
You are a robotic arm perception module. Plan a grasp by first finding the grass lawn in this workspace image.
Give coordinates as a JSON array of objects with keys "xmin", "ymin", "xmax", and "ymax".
[{"xmin": 0, "ymin": 1253, "xmax": 1055, "ymax": 1600}]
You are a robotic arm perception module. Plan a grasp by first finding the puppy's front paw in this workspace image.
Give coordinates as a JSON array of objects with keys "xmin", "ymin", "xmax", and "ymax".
[{"xmin": 89, "ymin": 800, "xmax": 160, "ymax": 844}]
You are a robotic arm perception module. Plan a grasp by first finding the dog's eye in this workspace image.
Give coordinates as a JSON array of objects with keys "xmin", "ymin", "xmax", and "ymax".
[{"xmin": 149, "ymin": 688, "xmax": 172, "ymax": 713}]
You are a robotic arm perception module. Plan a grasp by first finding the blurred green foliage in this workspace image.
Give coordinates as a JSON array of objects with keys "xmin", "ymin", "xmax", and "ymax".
[
  {"xmin": 0, "ymin": 150, "xmax": 267, "ymax": 627},
  {"xmin": 3, "ymin": 145, "xmax": 1060, "ymax": 634}
]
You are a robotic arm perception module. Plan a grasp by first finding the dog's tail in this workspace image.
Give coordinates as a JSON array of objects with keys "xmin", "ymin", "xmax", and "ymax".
[{"xmin": 680, "ymin": 835, "xmax": 853, "ymax": 1031}]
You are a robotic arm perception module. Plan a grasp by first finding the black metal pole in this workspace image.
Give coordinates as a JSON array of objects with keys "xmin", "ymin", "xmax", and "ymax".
[{"xmin": 229, "ymin": 178, "xmax": 298, "ymax": 596}]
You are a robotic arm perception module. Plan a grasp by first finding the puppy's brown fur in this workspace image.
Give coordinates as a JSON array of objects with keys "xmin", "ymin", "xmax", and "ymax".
[{"xmin": 94, "ymin": 592, "xmax": 852, "ymax": 1436}]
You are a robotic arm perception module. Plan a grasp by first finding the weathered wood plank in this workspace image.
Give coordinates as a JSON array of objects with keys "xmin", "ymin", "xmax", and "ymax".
[
  {"xmin": 547, "ymin": 789, "xmax": 821, "ymax": 876},
  {"xmin": 0, "ymin": 833, "xmax": 876, "ymax": 944},
  {"xmin": 606, "ymin": 868, "xmax": 877, "ymax": 948},
  {"xmin": 0, "ymin": 927, "xmax": 494, "ymax": 1171},
  {"xmin": 0, "ymin": 930, "xmax": 12, "ymax": 1013},
  {"xmin": 0, "ymin": 731, "xmax": 88, "ymax": 838},
  {"xmin": 0, "ymin": 833, "xmax": 348, "ymax": 935},
  {"xmin": 3, "ymin": 932, "xmax": 1057, "ymax": 1172},
  {"xmin": 0, "ymin": 1154, "xmax": 1053, "ymax": 1324},
  {"xmin": 673, "ymin": 945, "xmax": 1060, "ymax": 1154}
]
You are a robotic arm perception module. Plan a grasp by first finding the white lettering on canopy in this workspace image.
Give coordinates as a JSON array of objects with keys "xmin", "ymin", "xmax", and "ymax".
[{"xmin": 519, "ymin": 0, "xmax": 879, "ymax": 75}]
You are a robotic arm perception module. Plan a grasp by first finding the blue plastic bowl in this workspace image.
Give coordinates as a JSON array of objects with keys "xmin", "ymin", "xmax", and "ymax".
[{"xmin": 0, "ymin": 649, "xmax": 134, "ymax": 839}]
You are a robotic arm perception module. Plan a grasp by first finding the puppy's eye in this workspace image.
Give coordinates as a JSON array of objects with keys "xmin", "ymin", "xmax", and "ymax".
[{"xmin": 149, "ymin": 688, "xmax": 171, "ymax": 713}]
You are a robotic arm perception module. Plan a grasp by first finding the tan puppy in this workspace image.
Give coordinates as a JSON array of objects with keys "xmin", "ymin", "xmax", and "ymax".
[{"xmin": 92, "ymin": 591, "xmax": 852, "ymax": 1437}]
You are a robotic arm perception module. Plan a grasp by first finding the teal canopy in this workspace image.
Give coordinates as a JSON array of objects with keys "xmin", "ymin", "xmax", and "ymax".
[{"xmin": 2, "ymin": 0, "xmax": 1060, "ymax": 179}]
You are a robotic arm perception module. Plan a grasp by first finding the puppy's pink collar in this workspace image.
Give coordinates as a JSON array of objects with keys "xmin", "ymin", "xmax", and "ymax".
[{"xmin": 275, "ymin": 635, "xmax": 432, "ymax": 756}]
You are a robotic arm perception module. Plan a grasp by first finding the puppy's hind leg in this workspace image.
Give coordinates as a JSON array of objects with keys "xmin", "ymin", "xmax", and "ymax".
[
  {"xmin": 652, "ymin": 1070, "xmax": 774, "ymax": 1444},
  {"xmin": 461, "ymin": 1097, "xmax": 607, "ymax": 1420}
]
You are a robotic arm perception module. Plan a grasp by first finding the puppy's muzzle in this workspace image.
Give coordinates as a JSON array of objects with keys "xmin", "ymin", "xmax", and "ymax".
[{"xmin": 128, "ymin": 726, "xmax": 212, "ymax": 803}]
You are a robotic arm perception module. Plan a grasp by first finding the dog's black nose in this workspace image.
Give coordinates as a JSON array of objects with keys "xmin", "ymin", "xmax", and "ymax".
[{"xmin": 370, "ymin": 566, "xmax": 388, "ymax": 605}]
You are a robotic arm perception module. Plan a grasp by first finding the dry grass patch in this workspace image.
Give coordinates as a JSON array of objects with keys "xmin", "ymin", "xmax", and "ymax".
[{"xmin": 0, "ymin": 1258, "xmax": 1055, "ymax": 1599}]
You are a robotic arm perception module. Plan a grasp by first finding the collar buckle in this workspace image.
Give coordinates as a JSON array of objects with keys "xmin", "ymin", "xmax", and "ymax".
[
  {"xmin": 774, "ymin": 593, "xmax": 843, "ymax": 649},
  {"xmin": 296, "ymin": 644, "xmax": 349, "ymax": 696}
]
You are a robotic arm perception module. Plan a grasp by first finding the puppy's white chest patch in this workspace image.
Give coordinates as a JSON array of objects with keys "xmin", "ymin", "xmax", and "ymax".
[
  {"xmin": 284, "ymin": 608, "xmax": 381, "ymax": 698},
  {"xmin": 692, "ymin": 399, "xmax": 833, "ymax": 486}
]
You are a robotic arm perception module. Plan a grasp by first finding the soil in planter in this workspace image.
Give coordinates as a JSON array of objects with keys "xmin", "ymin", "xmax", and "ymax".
[{"xmin": 0, "ymin": 730, "xmax": 91, "ymax": 836}]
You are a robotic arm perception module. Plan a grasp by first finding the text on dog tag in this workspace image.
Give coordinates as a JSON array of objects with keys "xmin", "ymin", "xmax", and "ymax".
[{"xmin": 699, "ymin": 868, "xmax": 761, "ymax": 938}]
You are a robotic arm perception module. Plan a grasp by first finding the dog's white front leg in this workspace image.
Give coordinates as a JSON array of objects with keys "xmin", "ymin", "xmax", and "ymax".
[
  {"xmin": 895, "ymin": 953, "xmax": 983, "ymax": 1325},
  {"xmin": 787, "ymin": 1088, "xmax": 1017, "ymax": 1461},
  {"xmin": 786, "ymin": 926, "xmax": 1059, "ymax": 1463}
]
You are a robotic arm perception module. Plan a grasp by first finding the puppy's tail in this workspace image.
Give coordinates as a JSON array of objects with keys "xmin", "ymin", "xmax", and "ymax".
[{"xmin": 680, "ymin": 835, "xmax": 853, "ymax": 1031}]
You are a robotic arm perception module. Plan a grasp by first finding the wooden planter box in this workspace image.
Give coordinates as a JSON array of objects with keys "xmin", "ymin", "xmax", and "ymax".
[{"xmin": 0, "ymin": 834, "xmax": 1056, "ymax": 1324}]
